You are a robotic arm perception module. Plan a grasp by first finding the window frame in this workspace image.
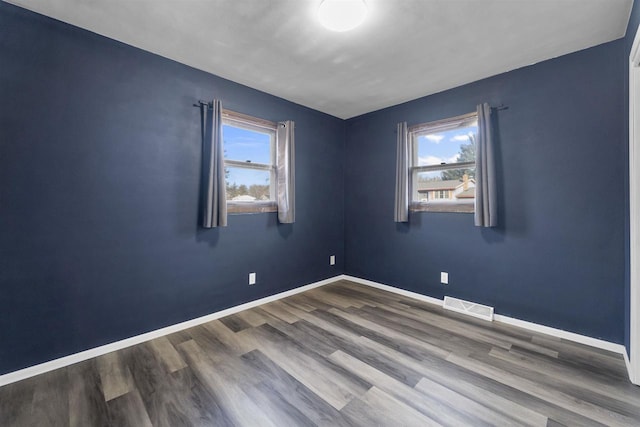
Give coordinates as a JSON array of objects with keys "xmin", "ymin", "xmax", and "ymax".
[
  {"xmin": 409, "ymin": 111, "xmax": 478, "ymax": 213},
  {"xmin": 222, "ymin": 109, "xmax": 278, "ymax": 214}
]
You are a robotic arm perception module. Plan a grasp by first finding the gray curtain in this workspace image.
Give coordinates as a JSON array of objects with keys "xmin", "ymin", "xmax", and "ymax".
[
  {"xmin": 277, "ymin": 120, "xmax": 295, "ymax": 223},
  {"xmin": 201, "ymin": 99, "xmax": 227, "ymax": 228},
  {"xmin": 475, "ymin": 103, "xmax": 498, "ymax": 227},
  {"xmin": 394, "ymin": 122, "xmax": 410, "ymax": 222}
]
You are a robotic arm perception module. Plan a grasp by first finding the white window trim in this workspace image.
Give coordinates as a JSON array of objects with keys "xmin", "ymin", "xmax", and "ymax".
[
  {"xmin": 222, "ymin": 110, "xmax": 278, "ymax": 212},
  {"xmin": 409, "ymin": 112, "xmax": 478, "ymax": 212}
]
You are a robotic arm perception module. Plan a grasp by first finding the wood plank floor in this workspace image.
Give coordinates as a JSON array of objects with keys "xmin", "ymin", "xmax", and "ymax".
[{"xmin": 2, "ymin": 280, "xmax": 640, "ymax": 426}]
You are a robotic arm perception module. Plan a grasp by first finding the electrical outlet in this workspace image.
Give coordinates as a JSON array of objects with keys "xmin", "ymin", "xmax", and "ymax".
[
  {"xmin": 441, "ymin": 272, "xmax": 449, "ymax": 285},
  {"xmin": 249, "ymin": 272, "xmax": 256, "ymax": 285},
  {"xmin": 330, "ymin": 255, "xmax": 336, "ymax": 266}
]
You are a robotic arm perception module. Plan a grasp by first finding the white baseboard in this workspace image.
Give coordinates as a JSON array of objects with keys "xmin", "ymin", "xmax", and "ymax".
[
  {"xmin": 339, "ymin": 275, "xmax": 443, "ymax": 306},
  {"xmin": 493, "ymin": 314, "xmax": 626, "ymax": 355},
  {"xmin": 624, "ymin": 348, "xmax": 635, "ymax": 383},
  {"xmin": 0, "ymin": 275, "xmax": 340, "ymax": 387},
  {"xmin": 342, "ymin": 275, "xmax": 627, "ymax": 356},
  {"xmin": 1, "ymin": 273, "xmax": 630, "ymax": 387}
]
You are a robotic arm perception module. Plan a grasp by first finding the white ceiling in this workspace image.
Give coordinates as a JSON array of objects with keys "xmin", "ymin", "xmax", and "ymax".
[{"xmin": 6, "ymin": 0, "xmax": 634, "ymax": 119}]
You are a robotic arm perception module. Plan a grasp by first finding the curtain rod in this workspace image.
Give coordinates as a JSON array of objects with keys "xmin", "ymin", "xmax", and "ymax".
[
  {"xmin": 193, "ymin": 101, "xmax": 279, "ymax": 128},
  {"xmin": 194, "ymin": 100, "xmax": 509, "ymax": 111},
  {"xmin": 193, "ymin": 100, "xmax": 211, "ymax": 107}
]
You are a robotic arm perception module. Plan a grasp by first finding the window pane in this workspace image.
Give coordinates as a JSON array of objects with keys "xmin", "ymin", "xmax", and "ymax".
[
  {"xmin": 414, "ymin": 168, "xmax": 475, "ymax": 213},
  {"xmin": 226, "ymin": 166, "xmax": 272, "ymax": 201},
  {"xmin": 223, "ymin": 124, "xmax": 272, "ymax": 164},
  {"xmin": 416, "ymin": 124, "xmax": 477, "ymax": 166}
]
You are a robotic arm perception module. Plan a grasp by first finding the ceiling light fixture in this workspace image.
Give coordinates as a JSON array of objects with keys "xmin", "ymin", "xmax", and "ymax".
[{"xmin": 318, "ymin": 0, "xmax": 367, "ymax": 32}]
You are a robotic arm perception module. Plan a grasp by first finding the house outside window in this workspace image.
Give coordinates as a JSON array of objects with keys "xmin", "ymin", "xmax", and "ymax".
[
  {"xmin": 410, "ymin": 112, "xmax": 478, "ymax": 213},
  {"xmin": 222, "ymin": 110, "xmax": 278, "ymax": 213}
]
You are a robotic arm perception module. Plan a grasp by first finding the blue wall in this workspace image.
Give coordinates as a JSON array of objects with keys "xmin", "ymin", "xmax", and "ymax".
[
  {"xmin": 0, "ymin": 0, "xmax": 632, "ymax": 376},
  {"xmin": 344, "ymin": 41, "xmax": 627, "ymax": 343},
  {"xmin": 0, "ymin": 2, "xmax": 345, "ymax": 375}
]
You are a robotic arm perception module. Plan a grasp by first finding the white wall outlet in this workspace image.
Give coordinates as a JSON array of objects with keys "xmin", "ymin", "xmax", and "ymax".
[
  {"xmin": 249, "ymin": 272, "xmax": 256, "ymax": 285},
  {"xmin": 441, "ymin": 272, "xmax": 449, "ymax": 285},
  {"xmin": 330, "ymin": 255, "xmax": 336, "ymax": 266}
]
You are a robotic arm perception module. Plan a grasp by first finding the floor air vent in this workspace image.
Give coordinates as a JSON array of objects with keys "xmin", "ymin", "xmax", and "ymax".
[{"xmin": 443, "ymin": 296, "xmax": 494, "ymax": 321}]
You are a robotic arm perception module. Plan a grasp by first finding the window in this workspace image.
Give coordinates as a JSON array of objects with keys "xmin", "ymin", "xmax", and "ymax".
[
  {"xmin": 222, "ymin": 110, "xmax": 277, "ymax": 213},
  {"xmin": 410, "ymin": 112, "xmax": 478, "ymax": 213}
]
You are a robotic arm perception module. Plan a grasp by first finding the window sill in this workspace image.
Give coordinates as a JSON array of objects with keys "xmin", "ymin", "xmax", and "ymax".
[
  {"xmin": 227, "ymin": 201, "xmax": 277, "ymax": 214},
  {"xmin": 410, "ymin": 201, "xmax": 474, "ymax": 214}
]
